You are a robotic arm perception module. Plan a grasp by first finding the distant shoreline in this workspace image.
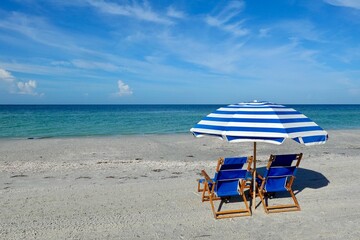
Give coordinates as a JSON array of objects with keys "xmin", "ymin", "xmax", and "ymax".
[
  {"xmin": 1, "ymin": 103, "xmax": 360, "ymax": 106},
  {"xmin": 0, "ymin": 129, "xmax": 357, "ymax": 141},
  {"xmin": 0, "ymin": 132, "xmax": 193, "ymax": 140},
  {"xmin": 1, "ymin": 104, "xmax": 359, "ymax": 138}
]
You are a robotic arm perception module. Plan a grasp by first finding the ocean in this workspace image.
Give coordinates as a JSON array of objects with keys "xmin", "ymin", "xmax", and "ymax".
[{"xmin": 0, "ymin": 104, "xmax": 359, "ymax": 139}]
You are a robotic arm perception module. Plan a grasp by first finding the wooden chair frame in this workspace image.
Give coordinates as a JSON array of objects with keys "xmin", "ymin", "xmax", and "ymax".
[
  {"xmin": 201, "ymin": 170, "xmax": 251, "ymax": 219},
  {"xmin": 199, "ymin": 156, "xmax": 253, "ymax": 202},
  {"xmin": 257, "ymin": 153, "xmax": 303, "ymax": 214},
  {"xmin": 197, "ymin": 157, "xmax": 224, "ymax": 193},
  {"xmin": 200, "ymin": 156, "xmax": 253, "ymax": 219}
]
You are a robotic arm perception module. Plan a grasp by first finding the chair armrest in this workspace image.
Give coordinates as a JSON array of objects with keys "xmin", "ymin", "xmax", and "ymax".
[
  {"xmin": 256, "ymin": 174, "xmax": 265, "ymax": 180},
  {"xmin": 215, "ymin": 157, "xmax": 224, "ymax": 172},
  {"xmin": 201, "ymin": 170, "xmax": 214, "ymax": 184}
]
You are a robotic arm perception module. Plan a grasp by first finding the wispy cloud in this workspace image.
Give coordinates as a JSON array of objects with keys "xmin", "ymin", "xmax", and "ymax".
[
  {"xmin": 0, "ymin": 12, "xmax": 73, "ymax": 49},
  {"xmin": 0, "ymin": 68, "xmax": 42, "ymax": 96},
  {"xmin": 166, "ymin": 6, "xmax": 186, "ymax": 19},
  {"xmin": 116, "ymin": 80, "xmax": 133, "ymax": 96},
  {"xmin": 0, "ymin": 11, "xmax": 118, "ymax": 60},
  {"xmin": 71, "ymin": 59, "xmax": 120, "ymax": 72},
  {"xmin": 258, "ymin": 28, "xmax": 271, "ymax": 38},
  {"xmin": 324, "ymin": 0, "xmax": 360, "ymax": 10},
  {"xmin": 87, "ymin": 0, "xmax": 173, "ymax": 24},
  {"xmin": 332, "ymin": 47, "xmax": 360, "ymax": 64},
  {"xmin": 1, "ymin": 0, "xmax": 359, "ymax": 104},
  {"xmin": 271, "ymin": 19, "xmax": 324, "ymax": 42},
  {"xmin": 205, "ymin": 0, "xmax": 248, "ymax": 36}
]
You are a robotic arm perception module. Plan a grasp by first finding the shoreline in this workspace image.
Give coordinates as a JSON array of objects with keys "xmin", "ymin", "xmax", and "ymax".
[
  {"xmin": 2, "ymin": 104, "xmax": 360, "ymax": 140},
  {"xmin": 0, "ymin": 128, "xmax": 359, "ymax": 141},
  {"xmin": 1, "ymin": 130, "xmax": 360, "ymax": 239}
]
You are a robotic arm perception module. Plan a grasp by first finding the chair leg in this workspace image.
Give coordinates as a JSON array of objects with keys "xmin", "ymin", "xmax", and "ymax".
[
  {"xmin": 261, "ymin": 189, "xmax": 301, "ymax": 213},
  {"xmin": 197, "ymin": 179, "xmax": 201, "ymax": 192},
  {"xmin": 209, "ymin": 193, "xmax": 218, "ymax": 219},
  {"xmin": 201, "ymin": 183, "xmax": 209, "ymax": 202},
  {"xmin": 289, "ymin": 189, "xmax": 301, "ymax": 211},
  {"xmin": 258, "ymin": 189, "xmax": 269, "ymax": 214},
  {"xmin": 208, "ymin": 192, "xmax": 251, "ymax": 219},
  {"xmin": 241, "ymin": 191, "xmax": 251, "ymax": 215},
  {"xmin": 197, "ymin": 179, "xmax": 204, "ymax": 192}
]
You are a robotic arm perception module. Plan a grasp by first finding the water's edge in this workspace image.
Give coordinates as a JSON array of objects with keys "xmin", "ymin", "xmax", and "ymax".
[{"xmin": 1, "ymin": 104, "xmax": 359, "ymax": 139}]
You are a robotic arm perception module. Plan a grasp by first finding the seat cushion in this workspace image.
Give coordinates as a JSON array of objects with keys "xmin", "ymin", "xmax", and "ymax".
[
  {"xmin": 264, "ymin": 177, "xmax": 288, "ymax": 192},
  {"xmin": 267, "ymin": 166, "xmax": 296, "ymax": 177},
  {"xmin": 216, "ymin": 179, "xmax": 240, "ymax": 197}
]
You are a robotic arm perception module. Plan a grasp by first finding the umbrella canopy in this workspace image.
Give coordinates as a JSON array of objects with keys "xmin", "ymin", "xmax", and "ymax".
[
  {"xmin": 190, "ymin": 101, "xmax": 328, "ymax": 145},
  {"xmin": 190, "ymin": 100, "xmax": 328, "ymax": 211}
]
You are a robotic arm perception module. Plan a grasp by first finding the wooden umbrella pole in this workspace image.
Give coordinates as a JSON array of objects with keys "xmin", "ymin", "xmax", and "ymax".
[{"xmin": 252, "ymin": 142, "xmax": 257, "ymax": 212}]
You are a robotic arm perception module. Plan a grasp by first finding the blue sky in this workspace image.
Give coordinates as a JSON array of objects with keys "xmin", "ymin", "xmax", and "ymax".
[{"xmin": 0, "ymin": 0, "xmax": 359, "ymax": 104}]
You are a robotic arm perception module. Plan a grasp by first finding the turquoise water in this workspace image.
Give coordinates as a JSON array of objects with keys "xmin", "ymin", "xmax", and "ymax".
[{"xmin": 0, "ymin": 105, "xmax": 359, "ymax": 138}]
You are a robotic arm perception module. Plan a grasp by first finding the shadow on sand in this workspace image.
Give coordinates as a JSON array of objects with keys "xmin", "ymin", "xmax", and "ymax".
[{"xmin": 293, "ymin": 168, "xmax": 330, "ymax": 194}]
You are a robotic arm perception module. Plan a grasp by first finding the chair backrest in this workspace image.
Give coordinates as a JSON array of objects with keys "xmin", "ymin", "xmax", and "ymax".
[
  {"xmin": 262, "ymin": 153, "xmax": 303, "ymax": 192},
  {"xmin": 267, "ymin": 166, "xmax": 297, "ymax": 178},
  {"xmin": 269, "ymin": 154, "xmax": 299, "ymax": 167},
  {"xmin": 214, "ymin": 156, "xmax": 253, "ymax": 193},
  {"xmin": 217, "ymin": 169, "xmax": 247, "ymax": 181},
  {"xmin": 216, "ymin": 156, "xmax": 251, "ymax": 172}
]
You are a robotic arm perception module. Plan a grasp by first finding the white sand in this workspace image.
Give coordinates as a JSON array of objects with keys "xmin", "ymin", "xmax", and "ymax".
[{"xmin": 1, "ymin": 130, "xmax": 360, "ymax": 239}]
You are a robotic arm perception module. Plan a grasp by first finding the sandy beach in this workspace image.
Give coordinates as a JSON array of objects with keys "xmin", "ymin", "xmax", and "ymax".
[{"xmin": 1, "ymin": 130, "xmax": 360, "ymax": 239}]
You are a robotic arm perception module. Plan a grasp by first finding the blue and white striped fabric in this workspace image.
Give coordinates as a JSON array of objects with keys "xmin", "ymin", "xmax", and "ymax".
[{"xmin": 190, "ymin": 101, "xmax": 328, "ymax": 146}]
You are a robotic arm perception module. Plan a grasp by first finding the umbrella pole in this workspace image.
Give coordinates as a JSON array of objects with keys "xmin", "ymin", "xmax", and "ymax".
[{"xmin": 252, "ymin": 142, "xmax": 257, "ymax": 211}]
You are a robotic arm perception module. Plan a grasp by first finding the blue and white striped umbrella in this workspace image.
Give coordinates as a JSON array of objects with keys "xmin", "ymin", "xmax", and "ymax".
[
  {"xmin": 191, "ymin": 100, "xmax": 328, "ymax": 210},
  {"xmin": 190, "ymin": 101, "xmax": 328, "ymax": 146}
]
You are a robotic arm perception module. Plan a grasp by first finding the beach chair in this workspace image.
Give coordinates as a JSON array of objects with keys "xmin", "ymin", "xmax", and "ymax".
[
  {"xmin": 257, "ymin": 153, "xmax": 303, "ymax": 214},
  {"xmin": 201, "ymin": 156, "xmax": 253, "ymax": 219},
  {"xmin": 197, "ymin": 156, "xmax": 251, "ymax": 201}
]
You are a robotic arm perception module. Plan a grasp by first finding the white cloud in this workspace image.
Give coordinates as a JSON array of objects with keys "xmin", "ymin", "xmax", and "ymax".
[
  {"xmin": 16, "ymin": 80, "xmax": 38, "ymax": 95},
  {"xmin": 87, "ymin": 0, "xmax": 173, "ymax": 24},
  {"xmin": 324, "ymin": 0, "xmax": 360, "ymax": 10},
  {"xmin": 205, "ymin": 0, "xmax": 248, "ymax": 36},
  {"xmin": 116, "ymin": 80, "xmax": 133, "ymax": 96},
  {"xmin": 0, "ymin": 68, "xmax": 15, "ymax": 83},
  {"xmin": 0, "ymin": 68, "xmax": 42, "ymax": 96},
  {"xmin": 167, "ymin": 6, "xmax": 186, "ymax": 19}
]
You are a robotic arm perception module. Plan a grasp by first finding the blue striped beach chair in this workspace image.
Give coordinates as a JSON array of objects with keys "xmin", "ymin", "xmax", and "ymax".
[
  {"xmin": 257, "ymin": 153, "xmax": 303, "ymax": 214},
  {"xmin": 197, "ymin": 156, "xmax": 252, "ymax": 202},
  {"xmin": 201, "ymin": 156, "xmax": 253, "ymax": 219}
]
